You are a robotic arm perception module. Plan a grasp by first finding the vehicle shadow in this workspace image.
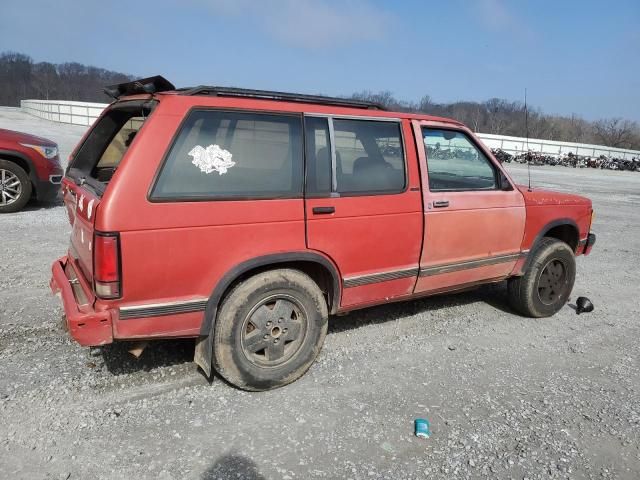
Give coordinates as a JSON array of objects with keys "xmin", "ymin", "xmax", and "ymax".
[
  {"xmin": 101, "ymin": 338, "xmax": 195, "ymax": 375},
  {"xmin": 22, "ymin": 197, "xmax": 64, "ymax": 211},
  {"xmin": 99, "ymin": 282, "xmax": 516, "ymax": 376},
  {"xmin": 328, "ymin": 281, "xmax": 515, "ymax": 334},
  {"xmin": 201, "ymin": 453, "xmax": 266, "ymax": 479}
]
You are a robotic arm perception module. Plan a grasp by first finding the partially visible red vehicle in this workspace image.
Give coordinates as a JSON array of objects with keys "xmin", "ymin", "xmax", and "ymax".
[
  {"xmin": 0, "ymin": 128, "xmax": 63, "ymax": 212},
  {"xmin": 50, "ymin": 77, "xmax": 596, "ymax": 390}
]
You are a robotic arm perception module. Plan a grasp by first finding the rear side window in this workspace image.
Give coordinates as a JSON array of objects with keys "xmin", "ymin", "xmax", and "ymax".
[
  {"xmin": 333, "ymin": 119, "xmax": 405, "ymax": 194},
  {"xmin": 152, "ymin": 110, "xmax": 303, "ymax": 200},
  {"xmin": 422, "ymin": 128, "xmax": 497, "ymax": 191}
]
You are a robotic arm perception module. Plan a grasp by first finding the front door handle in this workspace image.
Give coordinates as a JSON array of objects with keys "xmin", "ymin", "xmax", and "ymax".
[
  {"xmin": 433, "ymin": 200, "xmax": 449, "ymax": 208},
  {"xmin": 312, "ymin": 206, "xmax": 335, "ymax": 215}
]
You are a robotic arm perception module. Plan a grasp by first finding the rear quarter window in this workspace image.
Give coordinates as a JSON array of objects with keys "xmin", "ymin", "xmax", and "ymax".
[{"xmin": 151, "ymin": 110, "xmax": 303, "ymax": 200}]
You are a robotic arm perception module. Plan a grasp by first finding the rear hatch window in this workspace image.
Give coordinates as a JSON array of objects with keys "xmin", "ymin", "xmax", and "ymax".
[{"xmin": 66, "ymin": 100, "xmax": 157, "ymax": 197}]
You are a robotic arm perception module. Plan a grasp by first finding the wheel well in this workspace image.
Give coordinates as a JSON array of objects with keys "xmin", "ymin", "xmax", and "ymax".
[
  {"xmin": 0, "ymin": 153, "xmax": 31, "ymax": 176},
  {"xmin": 544, "ymin": 224, "xmax": 579, "ymax": 251},
  {"xmin": 220, "ymin": 261, "xmax": 338, "ymax": 314}
]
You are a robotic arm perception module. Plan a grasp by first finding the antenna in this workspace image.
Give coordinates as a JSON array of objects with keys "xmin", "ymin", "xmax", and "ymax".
[{"xmin": 525, "ymin": 88, "xmax": 532, "ymax": 191}]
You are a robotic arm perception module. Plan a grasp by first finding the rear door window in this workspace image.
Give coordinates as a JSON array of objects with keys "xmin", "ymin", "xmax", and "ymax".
[
  {"xmin": 333, "ymin": 119, "xmax": 405, "ymax": 194},
  {"xmin": 151, "ymin": 110, "xmax": 303, "ymax": 200}
]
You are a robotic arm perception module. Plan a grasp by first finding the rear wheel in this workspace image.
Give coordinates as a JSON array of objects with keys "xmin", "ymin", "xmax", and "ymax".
[
  {"xmin": 0, "ymin": 160, "xmax": 31, "ymax": 213},
  {"xmin": 212, "ymin": 269, "xmax": 328, "ymax": 391},
  {"xmin": 507, "ymin": 237, "xmax": 576, "ymax": 317}
]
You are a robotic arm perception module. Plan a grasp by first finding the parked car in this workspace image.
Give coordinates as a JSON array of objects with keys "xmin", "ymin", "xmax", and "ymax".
[
  {"xmin": 0, "ymin": 128, "xmax": 63, "ymax": 213},
  {"xmin": 50, "ymin": 76, "xmax": 596, "ymax": 391}
]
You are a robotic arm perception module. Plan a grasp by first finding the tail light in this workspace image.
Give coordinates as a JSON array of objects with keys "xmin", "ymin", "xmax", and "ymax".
[{"xmin": 94, "ymin": 232, "xmax": 121, "ymax": 299}]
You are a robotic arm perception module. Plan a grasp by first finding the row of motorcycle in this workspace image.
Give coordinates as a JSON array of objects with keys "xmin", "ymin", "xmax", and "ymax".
[{"xmin": 491, "ymin": 149, "xmax": 640, "ymax": 172}]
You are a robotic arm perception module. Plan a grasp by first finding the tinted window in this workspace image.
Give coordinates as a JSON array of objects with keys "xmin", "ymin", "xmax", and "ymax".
[
  {"xmin": 333, "ymin": 119, "xmax": 405, "ymax": 194},
  {"xmin": 152, "ymin": 110, "xmax": 303, "ymax": 199},
  {"xmin": 304, "ymin": 117, "xmax": 331, "ymax": 195},
  {"xmin": 423, "ymin": 128, "xmax": 497, "ymax": 191}
]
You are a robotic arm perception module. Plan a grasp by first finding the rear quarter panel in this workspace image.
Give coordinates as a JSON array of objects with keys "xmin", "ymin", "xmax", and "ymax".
[{"xmin": 95, "ymin": 98, "xmax": 307, "ymax": 337}]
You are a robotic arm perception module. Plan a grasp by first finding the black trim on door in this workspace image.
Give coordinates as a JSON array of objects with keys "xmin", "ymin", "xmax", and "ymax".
[
  {"xmin": 343, "ymin": 267, "xmax": 419, "ymax": 288},
  {"xmin": 419, "ymin": 252, "xmax": 526, "ymax": 277}
]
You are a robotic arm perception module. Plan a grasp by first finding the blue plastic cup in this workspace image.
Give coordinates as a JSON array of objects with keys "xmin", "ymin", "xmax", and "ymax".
[{"xmin": 414, "ymin": 418, "xmax": 431, "ymax": 438}]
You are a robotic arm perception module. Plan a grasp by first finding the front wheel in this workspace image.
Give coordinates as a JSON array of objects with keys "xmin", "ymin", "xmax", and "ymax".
[
  {"xmin": 0, "ymin": 160, "xmax": 32, "ymax": 213},
  {"xmin": 212, "ymin": 269, "xmax": 328, "ymax": 391},
  {"xmin": 507, "ymin": 238, "xmax": 576, "ymax": 317}
]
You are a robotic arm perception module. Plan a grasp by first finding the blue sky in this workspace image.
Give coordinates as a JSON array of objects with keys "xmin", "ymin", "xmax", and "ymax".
[{"xmin": 1, "ymin": 0, "xmax": 638, "ymax": 121}]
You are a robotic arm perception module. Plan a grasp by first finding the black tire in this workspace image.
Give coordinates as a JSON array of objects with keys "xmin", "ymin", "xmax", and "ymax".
[
  {"xmin": 507, "ymin": 237, "xmax": 576, "ymax": 317},
  {"xmin": 0, "ymin": 160, "xmax": 32, "ymax": 213},
  {"xmin": 212, "ymin": 269, "xmax": 328, "ymax": 391}
]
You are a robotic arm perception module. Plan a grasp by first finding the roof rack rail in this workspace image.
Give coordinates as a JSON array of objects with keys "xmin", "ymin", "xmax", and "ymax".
[{"xmin": 179, "ymin": 86, "xmax": 384, "ymax": 110}]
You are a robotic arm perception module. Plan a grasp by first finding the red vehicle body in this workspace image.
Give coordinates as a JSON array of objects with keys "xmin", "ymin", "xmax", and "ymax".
[
  {"xmin": 51, "ymin": 77, "xmax": 596, "ymax": 390},
  {"xmin": 0, "ymin": 128, "xmax": 63, "ymax": 212}
]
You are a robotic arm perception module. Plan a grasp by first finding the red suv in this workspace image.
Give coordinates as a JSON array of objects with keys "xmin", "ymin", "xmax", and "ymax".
[
  {"xmin": 0, "ymin": 128, "xmax": 63, "ymax": 212},
  {"xmin": 50, "ymin": 77, "xmax": 596, "ymax": 390}
]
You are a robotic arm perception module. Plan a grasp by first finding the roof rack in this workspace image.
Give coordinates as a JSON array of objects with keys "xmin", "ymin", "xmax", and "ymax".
[{"xmin": 179, "ymin": 86, "xmax": 384, "ymax": 110}]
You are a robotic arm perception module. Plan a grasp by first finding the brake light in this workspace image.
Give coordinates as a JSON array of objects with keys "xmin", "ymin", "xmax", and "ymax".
[{"xmin": 94, "ymin": 232, "xmax": 121, "ymax": 299}]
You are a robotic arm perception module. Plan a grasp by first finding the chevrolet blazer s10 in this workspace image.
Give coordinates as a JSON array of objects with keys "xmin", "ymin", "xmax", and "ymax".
[{"xmin": 51, "ymin": 77, "xmax": 596, "ymax": 390}]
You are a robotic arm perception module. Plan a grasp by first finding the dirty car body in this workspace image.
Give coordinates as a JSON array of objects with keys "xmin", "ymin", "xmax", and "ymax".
[{"xmin": 50, "ymin": 76, "xmax": 596, "ymax": 390}]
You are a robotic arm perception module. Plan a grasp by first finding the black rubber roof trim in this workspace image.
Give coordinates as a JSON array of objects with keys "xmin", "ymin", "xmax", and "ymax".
[{"xmin": 178, "ymin": 85, "xmax": 385, "ymax": 110}]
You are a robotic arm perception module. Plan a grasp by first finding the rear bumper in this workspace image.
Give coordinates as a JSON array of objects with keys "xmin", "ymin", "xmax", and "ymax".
[{"xmin": 50, "ymin": 256, "xmax": 114, "ymax": 346}]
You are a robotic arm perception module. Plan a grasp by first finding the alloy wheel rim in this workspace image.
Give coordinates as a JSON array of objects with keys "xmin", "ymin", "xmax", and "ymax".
[
  {"xmin": 537, "ymin": 259, "xmax": 568, "ymax": 305},
  {"xmin": 240, "ymin": 294, "xmax": 308, "ymax": 368},
  {"xmin": 0, "ymin": 169, "xmax": 22, "ymax": 206}
]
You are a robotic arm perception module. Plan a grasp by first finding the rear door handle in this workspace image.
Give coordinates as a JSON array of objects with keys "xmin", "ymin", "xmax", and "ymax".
[
  {"xmin": 433, "ymin": 200, "xmax": 449, "ymax": 208},
  {"xmin": 312, "ymin": 206, "xmax": 335, "ymax": 215}
]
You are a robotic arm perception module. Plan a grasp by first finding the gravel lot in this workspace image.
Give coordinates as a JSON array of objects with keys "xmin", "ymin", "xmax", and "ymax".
[{"xmin": 0, "ymin": 107, "xmax": 639, "ymax": 479}]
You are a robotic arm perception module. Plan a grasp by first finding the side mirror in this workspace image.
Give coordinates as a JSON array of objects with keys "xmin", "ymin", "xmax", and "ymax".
[
  {"xmin": 442, "ymin": 130, "xmax": 457, "ymax": 141},
  {"xmin": 499, "ymin": 171, "xmax": 513, "ymax": 191}
]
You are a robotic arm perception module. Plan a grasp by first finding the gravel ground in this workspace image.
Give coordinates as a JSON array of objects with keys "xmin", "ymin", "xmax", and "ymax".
[{"xmin": 0, "ymin": 108, "xmax": 639, "ymax": 479}]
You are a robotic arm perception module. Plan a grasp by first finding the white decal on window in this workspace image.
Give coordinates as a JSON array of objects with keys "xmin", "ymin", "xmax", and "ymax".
[
  {"xmin": 87, "ymin": 199, "xmax": 94, "ymax": 219},
  {"xmin": 188, "ymin": 144, "xmax": 235, "ymax": 175},
  {"xmin": 78, "ymin": 195, "xmax": 84, "ymax": 212}
]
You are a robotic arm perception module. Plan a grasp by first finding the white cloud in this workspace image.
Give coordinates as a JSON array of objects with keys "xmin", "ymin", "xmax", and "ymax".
[
  {"xmin": 196, "ymin": 0, "xmax": 393, "ymax": 49},
  {"xmin": 474, "ymin": 0, "xmax": 534, "ymax": 41},
  {"xmin": 476, "ymin": 0, "xmax": 515, "ymax": 30}
]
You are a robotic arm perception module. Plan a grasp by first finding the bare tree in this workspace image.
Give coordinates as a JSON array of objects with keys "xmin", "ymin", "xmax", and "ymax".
[
  {"xmin": 592, "ymin": 118, "xmax": 638, "ymax": 149},
  {"xmin": 0, "ymin": 51, "xmax": 132, "ymax": 106}
]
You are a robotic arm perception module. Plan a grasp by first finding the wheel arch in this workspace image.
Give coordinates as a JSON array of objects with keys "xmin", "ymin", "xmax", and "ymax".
[
  {"xmin": 0, "ymin": 149, "xmax": 38, "ymax": 195},
  {"xmin": 521, "ymin": 218, "xmax": 579, "ymax": 273},
  {"xmin": 194, "ymin": 251, "xmax": 341, "ymax": 376},
  {"xmin": 0, "ymin": 149, "xmax": 35, "ymax": 177},
  {"xmin": 202, "ymin": 252, "xmax": 341, "ymax": 336}
]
